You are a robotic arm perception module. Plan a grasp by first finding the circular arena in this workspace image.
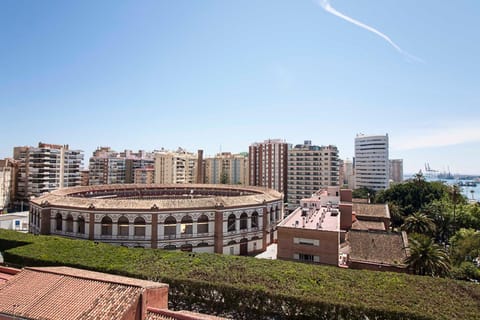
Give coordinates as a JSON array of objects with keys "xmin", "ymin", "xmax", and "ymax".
[{"xmin": 29, "ymin": 184, "xmax": 284, "ymax": 255}]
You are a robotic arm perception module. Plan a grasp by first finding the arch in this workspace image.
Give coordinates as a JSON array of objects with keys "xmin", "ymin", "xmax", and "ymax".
[
  {"xmin": 118, "ymin": 216, "xmax": 129, "ymax": 236},
  {"xmin": 240, "ymin": 212, "xmax": 248, "ymax": 230},
  {"xmin": 251, "ymin": 211, "xmax": 259, "ymax": 228},
  {"xmin": 164, "ymin": 244, "xmax": 176, "ymax": 250},
  {"xmin": 164, "ymin": 216, "xmax": 177, "ymax": 238},
  {"xmin": 66, "ymin": 214, "xmax": 74, "ymax": 233},
  {"xmin": 197, "ymin": 214, "xmax": 209, "ymax": 234},
  {"xmin": 197, "ymin": 242, "xmax": 209, "ymax": 247},
  {"xmin": 101, "ymin": 216, "xmax": 113, "ymax": 236},
  {"xmin": 134, "ymin": 216, "xmax": 146, "ymax": 237},
  {"xmin": 77, "ymin": 216, "xmax": 85, "ymax": 234},
  {"xmin": 227, "ymin": 214, "xmax": 236, "ymax": 232},
  {"xmin": 227, "ymin": 240, "xmax": 236, "ymax": 245},
  {"xmin": 181, "ymin": 215, "xmax": 193, "ymax": 235},
  {"xmin": 55, "ymin": 213, "xmax": 62, "ymax": 231}
]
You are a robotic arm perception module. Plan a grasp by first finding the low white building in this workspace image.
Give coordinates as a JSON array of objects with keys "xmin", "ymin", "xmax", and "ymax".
[{"xmin": 0, "ymin": 212, "xmax": 29, "ymax": 232}]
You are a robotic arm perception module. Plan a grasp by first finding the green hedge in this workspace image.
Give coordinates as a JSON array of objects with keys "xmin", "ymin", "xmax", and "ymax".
[{"xmin": 1, "ymin": 230, "xmax": 479, "ymax": 319}]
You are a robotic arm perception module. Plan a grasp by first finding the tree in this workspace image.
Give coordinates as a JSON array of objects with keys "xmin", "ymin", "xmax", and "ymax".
[
  {"xmin": 405, "ymin": 236, "xmax": 451, "ymax": 277},
  {"xmin": 352, "ymin": 187, "xmax": 375, "ymax": 202},
  {"xmin": 220, "ymin": 171, "xmax": 229, "ymax": 184},
  {"xmin": 449, "ymin": 228, "xmax": 480, "ymax": 266},
  {"xmin": 401, "ymin": 212, "xmax": 436, "ymax": 235}
]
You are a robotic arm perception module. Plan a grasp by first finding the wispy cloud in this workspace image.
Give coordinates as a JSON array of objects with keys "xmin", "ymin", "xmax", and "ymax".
[
  {"xmin": 317, "ymin": 0, "xmax": 422, "ymax": 62},
  {"xmin": 393, "ymin": 125, "xmax": 480, "ymax": 150}
]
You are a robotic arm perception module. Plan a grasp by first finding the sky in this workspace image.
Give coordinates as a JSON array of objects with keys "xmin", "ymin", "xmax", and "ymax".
[{"xmin": 1, "ymin": 0, "xmax": 480, "ymax": 174}]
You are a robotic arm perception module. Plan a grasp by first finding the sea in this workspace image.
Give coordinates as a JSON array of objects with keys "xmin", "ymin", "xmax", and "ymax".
[{"xmin": 404, "ymin": 174, "xmax": 480, "ymax": 201}]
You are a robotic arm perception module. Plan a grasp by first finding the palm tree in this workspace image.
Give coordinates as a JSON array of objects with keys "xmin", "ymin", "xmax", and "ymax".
[
  {"xmin": 405, "ymin": 236, "xmax": 451, "ymax": 276},
  {"xmin": 401, "ymin": 212, "xmax": 436, "ymax": 235}
]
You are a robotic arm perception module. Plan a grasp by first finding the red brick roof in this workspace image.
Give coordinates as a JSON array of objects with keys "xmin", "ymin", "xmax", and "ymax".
[
  {"xmin": 0, "ymin": 266, "xmax": 20, "ymax": 285},
  {"xmin": 0, "ymin": 267, "xmax": 165, "ymax": 320},
  {"xmin": 146, "ymin": 308, "xmax": 227, "ymax": 320}
]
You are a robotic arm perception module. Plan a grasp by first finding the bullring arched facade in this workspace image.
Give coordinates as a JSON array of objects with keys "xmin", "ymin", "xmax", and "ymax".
[{"xmin": 29, "ymin": 184, "xmax": 283, "ymax": 255}]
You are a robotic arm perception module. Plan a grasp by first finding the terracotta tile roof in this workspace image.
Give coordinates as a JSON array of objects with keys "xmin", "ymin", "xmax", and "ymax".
[
  {"xmin": 30, "ymin": 184, "xmax": 282, "ymax": 210},
  {"xmin": 0, "ymin": 266, "xmax": 20, "ymax": 285},
  {"xmin": 28, "ymin": 266, "xmax": 167, "ymax": 289},
  {"xmin": 348, "ymin": 230, "xmax": 408, "ymax": 266},
  {"xmin": 0, "ymin": 267, "xmax": 144, "ymax": 320},
  {"xmin": 352, "ymin": 203, "xmax": 390, "ymax": 219},
  {"xmin": 351, "ymin": 219, "xmax": 386, "ymax": 231},
  {"xmin": 146, "ymin": 308, "xmax": 227, "ymax": 320}
]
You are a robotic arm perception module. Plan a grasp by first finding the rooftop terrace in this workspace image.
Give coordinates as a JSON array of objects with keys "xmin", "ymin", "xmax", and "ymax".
[{"xmin": 278, "ymin": 205, "xmax": 340, "ymax": 231}]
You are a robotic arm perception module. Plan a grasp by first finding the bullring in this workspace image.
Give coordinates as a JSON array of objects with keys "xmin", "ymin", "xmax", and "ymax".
[{"xmin": 29, "ymin": 184, "xmax": 283, "ymax": 255}]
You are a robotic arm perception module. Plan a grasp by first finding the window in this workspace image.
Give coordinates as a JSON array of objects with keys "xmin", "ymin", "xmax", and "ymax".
[
  {"xmin": 134, "ymin": 217, "xmax": 146, "ymax": 237},
  {"xmin": 66, "ymin": 214, "xmax": 73, "ymax": 232},
  {"xmin": 251, "ymin": 212, "xmax": 259, "ymax": 228},
  {"xmin": 240, "ymin": 212, "xmax": 248, "ymax": 230},
  {"xmin": 227, "ymin": 214, "xmax": 236, "ymax": 232},
  {"xmin": 101, "ymin": 216, "xmax": 113, "ymax": 236},
  {"xmin": 77, "ymin": 216, "xmax": 85, "ymax": 234},
  {"xmin": 299, "ymin": 253, "xmax": 314, "ymax": 262},
  {"xmin": 118, "ymin": 216, "xmax": 129, "ymax": 236},
  {"xmin": 181, "ymin": 215, "xmax": 193, "ymax": 235},
  {"xmin": 55, "ymin": 213, "xmax": 62, "ymax": 231},
  {"xmin": 164, "ymin": 216, "xmax": 177, "ymax": 237},
  {"xmin": 197, "ymin": 214, "xmax": 209, "ymax": 234}
]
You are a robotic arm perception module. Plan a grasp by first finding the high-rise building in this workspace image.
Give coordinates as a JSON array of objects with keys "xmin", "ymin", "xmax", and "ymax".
[
  {"xmin": 13, "ymin": 143, "xmax": 83, "ymax": 201},
  {"xmin": 134, "ymin": 166, "xmax": 155, "ymax": 184},
  {"xmin": 354, "ymin": 134, "xmax": 389, "ymax": 191},
  {"xmin": 0, "ymin": 159, "xmax": 16, "ymax": 211},
  {"xmin": 88, "ymin": 148, "xmax": 154, "ymax": 185},
  {"xmin": 287, "ymin": 141, "xmax": 340, "ymax": 210},
  {"xmin": 389, "ymin": 159, "xmax": 404, "ymax": 184},
  {"xmin": 249, "ymin": 139, "xmax": 289, "ymax": 198},
  {"xmin": 88, "ymin": 147, "xmax": 125, "ymax": 185},
  {"xmin": 154, "ymin": 148, "xmax": 198, "ymax": 184},
  {"xmin": 343, "ymin": 158, "xmax": 355, "ymax": 189},
  {"xmin": 204, "ymin": 152, "xmax": 249, "ymax": 185},
  {"xmin": 123, "ymin": 150, "xmax": 155, "ymax": 184}
]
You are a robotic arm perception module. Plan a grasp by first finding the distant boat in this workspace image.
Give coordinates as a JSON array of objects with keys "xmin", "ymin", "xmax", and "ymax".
[{"xmin": 458, "ymin": 181, "xmax": 477, "ymax": 187}]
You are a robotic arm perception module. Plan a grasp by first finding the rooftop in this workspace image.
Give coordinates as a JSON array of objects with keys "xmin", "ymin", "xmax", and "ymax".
[
  {"xmin": 352, "ymin": 203, "xmax": 390, "ymax": 219},
  {"xmin": 0, "ymin": 267, "xmax": 151, "ymax": 319},
  {"xmin": 348, "ymin": 230, "xmax": 409, "ymax": 266},
  {"xmin": 30, "ymin": 184, "xmax": 282, "ymax": 210},
  {"xmin": 278, "ymin": 205, "xmax": 340, "ymax": 231}
]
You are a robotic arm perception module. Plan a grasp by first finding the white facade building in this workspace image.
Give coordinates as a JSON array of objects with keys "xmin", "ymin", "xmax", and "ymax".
[
  {"xmin": 287, "ymin": 141, "xmax": 340, "ymax": 211},
  {"xmin": 154, "ymin": 149, "xmax": 197, "ymax": 184},
  {"xmin": 354, "ymin": 134, "xmax": 389, "ymax": 191},
  {"xmin": 13, "ymin": 143, "xmax": 83, "ymax": 201}
]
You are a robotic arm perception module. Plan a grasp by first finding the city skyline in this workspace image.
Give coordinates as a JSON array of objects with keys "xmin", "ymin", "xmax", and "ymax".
[{"xmin": 1, "ymin": 1, "xmax": 480, "ymax": 174}]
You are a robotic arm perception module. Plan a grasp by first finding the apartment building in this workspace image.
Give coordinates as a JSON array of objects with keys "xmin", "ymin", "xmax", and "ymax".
[
  {"xmin": 154, "ymin": 148, "xmax": 198, "ymax": 184},
  {"xmin": 287, "ymin": 141, "xmax": 340, "ymax": 211},
  {"xmin": 0, "ymin": 159, "xmax": 16, "ymax": 211},
  {"xmin": 88, "ymin": 148, "xmax": 154, "ymax": 185},
  {"xmin": 389, "ymin": 159, "xmax": 404, "ymax": 184},
  {"xmin": 249, "ymin": 139, "xmax": 289, "ymax": 197},
  {"xmin": 134, "ymin": 166, "xmax": 155, "ymax": 184},
  {"xmin": 204, "ymin": 152, "xmax": 249, "ymax": 185},
  {"xmin": 88, "ymin": 147, "xmax": 125, "ymax": 185},
  {"xmin": 354, "ymin": 134, "xmax": 389, "ymax": 191},
  {"xmin": 13, "ymin": 143, "xmax": 83, "ymax": 201},
  {"xmin": 343, "ymin": 158, "xmax": 355, "ymax": 189}
]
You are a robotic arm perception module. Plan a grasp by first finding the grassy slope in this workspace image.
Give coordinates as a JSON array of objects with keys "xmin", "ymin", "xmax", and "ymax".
[{"xmin": 1, "ymin": 229, "xmax": 479, "ymax": 319}]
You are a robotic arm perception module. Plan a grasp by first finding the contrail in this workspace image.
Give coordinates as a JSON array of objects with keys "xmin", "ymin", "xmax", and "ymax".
[{"xmin": 317, "ymin": 0, "xmax": 422, "ymax": 62}]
